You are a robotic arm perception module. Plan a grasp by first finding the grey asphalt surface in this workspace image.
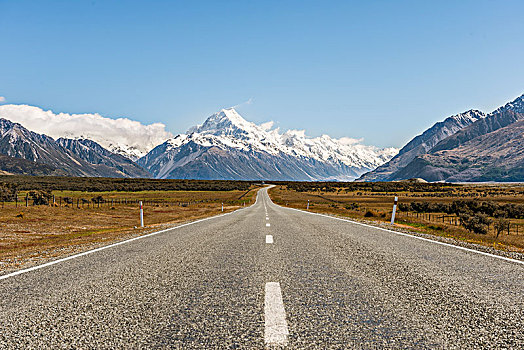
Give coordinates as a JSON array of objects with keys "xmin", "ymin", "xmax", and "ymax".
[{"xmin": 0, "ymin": 187, "xmax": 523, "ymax": 349}]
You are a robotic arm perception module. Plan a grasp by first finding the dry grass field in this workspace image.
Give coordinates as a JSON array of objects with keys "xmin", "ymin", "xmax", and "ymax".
[
  {"xmin": 268, "ymin": 183, "xmax": 524, "ymax": 253},
  {"xmin": 0, "ymin": 188, "xmax": 258, "ymax": 273}
]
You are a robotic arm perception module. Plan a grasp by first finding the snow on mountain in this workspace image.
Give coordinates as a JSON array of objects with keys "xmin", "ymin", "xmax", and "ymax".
[
  {"xmin": 0, "ymin": 118, "xmax": 150, "ymax": 177},
  {"xmin": 493, "ymin": 93, "xmax": 524, "ymax": 115},
  {"xmin": 357, "ymin": 109, "xmax": 486, "ymax": 181},
  {"xmin": 359, "ymin": 93, "xmax": 524, "ymax": 182},
  {"xmin": 178, "ymin": 108, "xmax": 396, "ymax": 167},
  {"xmin": 0, "ymin": 104, "xmax": 172, "ymax": 161},
  {"xmin": 138, "ymin": 108, "xmax": 398, "ymax": 181}
]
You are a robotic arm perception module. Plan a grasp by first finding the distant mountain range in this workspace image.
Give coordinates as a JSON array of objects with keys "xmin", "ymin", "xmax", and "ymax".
[
  {"xmin": 137, "ymin": 108, "xmax": 397, "ymax": 181},
  {"xmin": 358, "ymin": 93, "xmax": 524, "ymax": 182},
  {"xmin": 1, "ymin": 93, "xmax": 523, "ymax": 182},
  {"xmin": 0, "ymin": 118, "xmax": 150, "ymax": 177},
  {"xmin": 0, "ymin": 108, "xmax": 396, "ymax": 180}
]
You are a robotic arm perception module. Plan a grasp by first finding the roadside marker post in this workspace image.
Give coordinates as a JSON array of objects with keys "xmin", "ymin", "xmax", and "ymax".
[
  {"xmin": 221, "ymin": 203, "xmax": 224, "ymax": 212},
  {"xmin": 307, "ymin": 200, "xmax": 310, "ymax": 210},
  {"xmin": 140, "ymin": 201, "xmax": 144, "ymax": 227},
  {"xmin": 391, "ymin": 196, "xmax": 398, "ymax": 225}
]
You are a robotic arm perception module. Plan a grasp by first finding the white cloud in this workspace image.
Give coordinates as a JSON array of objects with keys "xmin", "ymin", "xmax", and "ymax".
[
  {"xmin": 0, "ymin": 96, "xmax": 5, "ymax": 103},
  {"xmin": 337, "ymin": 136, "xmax": 364, "ymax": 146},
  {"xmin": 232, "ymin": 97, "xmax": 254, "ymax": 109},
  {"xmin": 260, "ymin": 121, "xmax": 274, "ymax": 131},
  {"xmin": 0, "ymin": 104, "xmax": 173, "ymax": 159}
]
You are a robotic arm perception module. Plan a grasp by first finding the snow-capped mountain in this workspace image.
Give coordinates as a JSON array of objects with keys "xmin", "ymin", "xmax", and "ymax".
[
  {"xmin": 357, "ymin": 109, "xmax": 486, "ymax": 181},
  {"xmin": 56, "ymin": 138, "xmax": 151, "ymax": 178},
  {"xmin": 493, "ymin": 93, "xmax": 524, "ymax": 115},
  {"xmin": 138, "ymin": 108, "xmax": 398, "ymax": 181},
  {"xmin": 0, "ymin": 118, "xmax": 150, "ymax": 177},
  {"xmin": 359, "ymin": 93, "xmax": 524, "ymax": 182},
  {"xmin": 0, "ymin": 104, "xmax": 173, "ymax": 161},
  {"xmin": 50, "ymin": 131, "xmax": 151, "ymax": 161}
]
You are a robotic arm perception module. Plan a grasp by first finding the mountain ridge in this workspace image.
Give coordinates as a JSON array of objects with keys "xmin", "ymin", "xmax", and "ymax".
[
  {"xmin": 0, "ymin": 118, "xmax": 150, "ymax": 178},
  {"xmin": 357, "ymin": 109, "xmax": 486, "ymax": 181},
  {"xmin": 360, "ymin": 93, "xmax": 524, "ymax": 182},
  {"xmin": 138, "ymin": 108, "xmax": 398, "ymax": 181}
]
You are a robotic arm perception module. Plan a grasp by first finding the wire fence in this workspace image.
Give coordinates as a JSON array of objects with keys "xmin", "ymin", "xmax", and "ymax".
[
  {"xmin": 0, "ymin": 195, "xmax": 251, "ymax": 210},
  {"xmin": 398, "ymin": 211, "xmax": 522, "ymax": 236}
]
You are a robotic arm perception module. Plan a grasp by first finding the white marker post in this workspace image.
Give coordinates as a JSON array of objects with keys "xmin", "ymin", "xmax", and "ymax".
[
  {"xmin": 307, "ymin": 200, "xmax": 310, "ymax": 210},
  {"xmin": 391, "ymin": 196, "xmax": 398, "ymax": 225},
  {"xmin": 221, "ymin": 202, "xmax": 224, "ymax": 212},
  {"xmin": 140, "ymin": 201, "xmax": 144, "ymax": 227}
]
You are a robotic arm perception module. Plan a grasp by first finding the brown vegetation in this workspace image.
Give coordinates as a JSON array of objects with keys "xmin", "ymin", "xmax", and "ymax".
[
  {"xmin": 268, "ymin": 183, "xmax": 524, "ymax": 253},
  {"xmin": 0, "ymin": 182, "xmax": 259, "ymax": 273}
]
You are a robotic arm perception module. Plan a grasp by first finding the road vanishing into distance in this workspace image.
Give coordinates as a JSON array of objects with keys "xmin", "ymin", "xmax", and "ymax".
[{"xmin": 0, "ymin": 187, "xmax": 523, "ymax": 348}]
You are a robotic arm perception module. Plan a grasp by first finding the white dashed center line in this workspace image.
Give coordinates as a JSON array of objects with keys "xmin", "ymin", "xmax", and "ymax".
[
  {"xmin": 266, "ymin": 217, "xmax": 269, "ymax": 220},
  {"xmin": 264, "ymin": 282, "xmax": 289, "ymax": 346},
  {"xmin": 266, "ymin": 235, "xmax": 273, "ymax": 244},
  {"xmin": 266, "ymin": 223, "xmax": 270, "ymax": 227}
]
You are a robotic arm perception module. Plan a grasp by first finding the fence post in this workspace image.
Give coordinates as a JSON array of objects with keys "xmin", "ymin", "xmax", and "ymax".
[
  {"xmin": 26, "ymin": 194, "xmax": 28, "ymax": 207},
  {"xmin": 140, "ymin": 201, "xmax": 144, "ymax": 227},
  {"xmin": 391, "ymin": 196, "xmax": 398, "ymax": 225}
]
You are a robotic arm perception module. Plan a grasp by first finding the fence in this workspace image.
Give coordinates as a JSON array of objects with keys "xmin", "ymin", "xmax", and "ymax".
[
  {"xmin": 0, "ymin": 195, "xmax": 245, "ymax": 210},
  {"xmin": 397, "ymin": 210, "xmax": 522, "ymax": 236}
]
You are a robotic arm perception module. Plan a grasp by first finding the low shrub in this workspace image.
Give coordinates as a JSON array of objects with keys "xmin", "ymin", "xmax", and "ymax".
[
  {"xmin": 364, "ymin": 210, "xmax": 375, "ymax": 217},
  {"xmin": 459, "ymin": 213, "xmax": 492, "ymax": 235}
]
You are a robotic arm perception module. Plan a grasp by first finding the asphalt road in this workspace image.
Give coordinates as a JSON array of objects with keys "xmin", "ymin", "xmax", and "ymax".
[{"xmin": 0, "ymin": 187, "xmax": 523, "ymax": 349}]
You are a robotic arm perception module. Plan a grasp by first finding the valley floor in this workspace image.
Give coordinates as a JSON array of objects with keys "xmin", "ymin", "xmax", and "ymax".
[
  {"xmin": 268, "ymin": 184, "xmax": 524, "ymax": 257},
  {"xmin": 0, "ymin": 188, "xmax": 258, "ymax": 274}
]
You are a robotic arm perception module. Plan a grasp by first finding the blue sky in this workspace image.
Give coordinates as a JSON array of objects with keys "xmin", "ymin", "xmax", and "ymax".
[{"xmin": 1, "ymin": 0, "xmax": 523, "ymax": 148}]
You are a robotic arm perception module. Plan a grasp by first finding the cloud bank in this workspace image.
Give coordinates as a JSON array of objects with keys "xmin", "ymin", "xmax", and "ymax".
[{"xmin": 0, "ymin": 104, "xmax": 173, "ymax": 159}]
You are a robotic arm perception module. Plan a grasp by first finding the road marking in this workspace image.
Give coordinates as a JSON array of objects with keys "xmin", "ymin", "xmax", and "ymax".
[
  {"xmin": 266, "ymin": 223, "xmax": 271, "ymax": 227},
  {"xmin": 264, "ymin": 282, "xmax": 289, "ymax": 346},
  {"xmin": 280, "ymin": 204, "xmax": 524, "ymax": 266},
  {"xmin": 266, "ymin": 217, "xmax": 269, "ymax": 220},
  {"xmin": 0, "ymin": 204, "xmax": 250, "ymax": 281},
  {"xmin": 266, "ymin": 235, "xmax": 273, "ymax": 244}
]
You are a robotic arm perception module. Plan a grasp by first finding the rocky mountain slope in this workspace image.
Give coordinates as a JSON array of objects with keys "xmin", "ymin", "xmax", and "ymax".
[
  {"xmin": 357, "ymin": 109, "xmax": 486, "ymax": 181},
  {"xmin": 138, "ymin": 108, "xmax": 397, "ymax": 181},
  {"xmin": 394, "ymin": 115, "xmax": 524, "ymax": 182},
  {"xmin": 361, "ymin": 93, "xmax": 524, "ymax": 182},
  {"xmin": 0, "ymin": 154, "xmax": 62, "ymax": 176},
  {"xmin": 57, "ymin": 138, "xmax": 150, "ymax": 178},
  {"xmin": 0, "ymin": 118, "xmax": 150, "ymax": 178}
]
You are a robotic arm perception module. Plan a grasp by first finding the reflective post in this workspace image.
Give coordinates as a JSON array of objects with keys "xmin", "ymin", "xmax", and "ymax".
[
  {"xmin": 391, "ymin": 196, "xmax": 398, "ymax": 224},
  {"xmin": 140, "ymin": 201, "xmax": 144, "ymax": 227}
]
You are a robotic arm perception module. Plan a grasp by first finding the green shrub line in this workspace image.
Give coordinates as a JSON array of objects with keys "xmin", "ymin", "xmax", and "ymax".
[{"xmin": 0, "ymin": 176, "xmax": 255, "ymax": 194}]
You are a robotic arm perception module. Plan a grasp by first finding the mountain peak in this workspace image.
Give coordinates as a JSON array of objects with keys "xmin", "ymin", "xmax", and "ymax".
[
  {"xmin": 210, "ymin": 108, "xmax": 248, "ymax": 126},
  {"xmin": 146, "ymin": 107, "xmax": 399, "ymax": 181},
  {"xmin": 188, "ymin": 107, "xmax": 259, "ymax": 136},
  {"xmin": 449, "ymin": 109, "xmax": 486, "ymax": 124},
  {"xmin": 493, "ymin": 93, "xmax": 524, "ymax": 114}
]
